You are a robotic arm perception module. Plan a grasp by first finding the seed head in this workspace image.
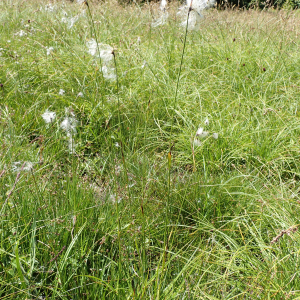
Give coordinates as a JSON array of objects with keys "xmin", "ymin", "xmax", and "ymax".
[{"xmin": 42, "ymin": 109, "xmax": 56, "ymax": 124}]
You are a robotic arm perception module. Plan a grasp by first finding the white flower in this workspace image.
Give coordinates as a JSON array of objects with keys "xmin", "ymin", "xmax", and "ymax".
[
  {"xmin": 115, "ymin": 142, "xmax": 120, "ymax": 148},
  {"xmin": 137, "ymin": 36, "xmax": 141, "ymax": 44},
  {"xmin": 102, "ymin": 65, "xmax": 116, "ymax": 81},
  {"xmin": 86, "ymin": 39, "xmax": 114, "ymax": 62},
  {"xmin": 77, "ymin": 92, "xmax": 83, "ymax": 97},
  {"xmin": 151, "ymin": 12, "xmax": 169, "ymax": 28},
  {"xmin": 42, "ymin": 109, "xmax": 56, "ymax": 123},
  {"xmin": 46, "ymin": 46, "xmax": 54, "ymax": 56},
  {"xmin": 160, "ymin": 0, "xmax": 167, "ymax": 11},
  {"xmin": 204, "ymin": 118, "xmax": 209, "ymax": 126},
  {"xmin": 7, "ymin": 40, "xmax": 11, "ymax": 43},
  {"xmin": 59, "ymin": 89, "xmax": 65, "ymax": 95},
  {"xmin": 196, "ymin": 127, "xmax": 209, "ymax": 138},
  {"xmin": 212, "ymin": 133, "xmax": 218, "ymax": 139},
  {"xmin": 60, "ymin": 116, "xmax": 78, "ymax": 134}
]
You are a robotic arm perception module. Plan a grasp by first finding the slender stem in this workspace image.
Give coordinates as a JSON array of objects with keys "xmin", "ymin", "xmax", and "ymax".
[
  {"xmin": 163, "ymin": 2, "xmax": 192, "ymax": 280},
  {"xmin": 85, "ymin": 0, "xmax": 104, "ymax": 82},
  {"xmin": 169, "ymin": 6, "xmax": 192, "ymax": 144},
  {"xmin": 113, "ymin": 52, "xmax": 131, "ymax": 205}
]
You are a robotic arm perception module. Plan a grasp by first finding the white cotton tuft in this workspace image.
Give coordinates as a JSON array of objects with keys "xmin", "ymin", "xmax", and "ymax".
[
  {"xmin": 204, "ymin": 118, "xmax": 209, "ymax": 126},
  {"xmin": 86, "ymin": 39, "xmax": 99, "ymax": 56},
  {"xmin": 179, "ymin": 0, "xmax": 215, "ymax": 30},
  {"xmin": 68, "ymin": 136, "xmax": 76, "ymax": 154},
  {"xmin": 196, "ymin": 127, "xmax": 209, "ymax": 138},
  {"xmin": 15, "ymin": 30, "xmax": 27, "ymax": 37},
  {"xmin": 212, "ymin": 133, "xmax": 218, "ymax": 139},
  {"xmin": 187, "ymin": 0, "xmax": 216, "ymax": 13},
  {"xmin": 141, "ymin": 61, "xmax": 147, "ymax": 69},
  {"xmin": 193, "ymin": 138, "xmax": 201, "ymax": 147},
  {"xmin": 42, "ymin": 109, "xmax": 56, "ymax": 123},
  {"xmin": 151, "ymin": 12, "xmax": 169, "ymax": 28},
  {"xmin": 102, "ymin": 65, "xmax": 116, "ymax": 81},
  {"xmin": 86, "ymin": 39, "xmax": 114, "ymax": 63},
  {"xmin": 46, "ymin": 46, "xmax": 54, "ymax": 56},
  {"xmin": 62, "ymin": 15, "xmax": 79, "ymax": 29},
  {"xmin": 196, "ymin": 127, "xmax": 203, "ymax": 136},
  {"xmin": 77, "ymin": 92, "xmax": 84, "ymax": 97},
  {"xmin": 60, "ymin": 116, "xmax": 78, "ymax": 134},
  {"xmin": 69, "ymin": 16, "xmax": 79, "ymax": 28},
  {"xmin": 160, "ymin": 0, "xmax": 167, "ymax": 11},
  {"xmin": 59, "ymin": 89, "xmax": 65, "ymax": 96},
  {"xmin": 180, "ymin": 10, "xmax": 203, "ymax": 30},
  {"xmin": 61, "ymin": 108, "xmax": 78, "ymax": 154},
  {"xmin": 12, "ymin": 161, "xmax": 35, "ymax": 172},
  {"xmin": 44, "ymin": 3, "xmax": 55, "ymax": 11}
]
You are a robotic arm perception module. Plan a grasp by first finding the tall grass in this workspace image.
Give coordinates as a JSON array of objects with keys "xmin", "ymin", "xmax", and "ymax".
[{"xmin": 1, "ymin": 0, "xmax": 300, "ymax": 298}]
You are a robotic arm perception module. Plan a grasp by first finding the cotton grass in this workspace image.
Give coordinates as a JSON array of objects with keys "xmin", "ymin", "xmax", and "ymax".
[{"xmin": 42, "ymin": 109, "xmax": 56, "ymax": 123}]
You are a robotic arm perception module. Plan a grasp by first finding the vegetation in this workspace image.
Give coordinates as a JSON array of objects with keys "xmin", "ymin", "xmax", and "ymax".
[
  {"xmin": 118, "ymin": 0, "xmax": 300, "ymax": 10},
  {"xmin": 1, "ymin": 0, "xmax": 300, "ymax": 298}
]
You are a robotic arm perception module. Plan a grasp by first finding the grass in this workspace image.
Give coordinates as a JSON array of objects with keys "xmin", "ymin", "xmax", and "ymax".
[{"xmin": 1, "ymin": 0, "xmax": 300, "ymax": 298}]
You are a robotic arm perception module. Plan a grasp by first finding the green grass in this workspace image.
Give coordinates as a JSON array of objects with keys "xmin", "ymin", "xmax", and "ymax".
[{"xmin": 1, "ymin": 0, "xmax": 300, "ymax": 298}]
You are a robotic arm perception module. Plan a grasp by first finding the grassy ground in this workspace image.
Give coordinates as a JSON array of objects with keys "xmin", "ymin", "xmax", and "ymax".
[{"xmin": 1, "ymin": 0, "xmax": 300, "ymax": 298}]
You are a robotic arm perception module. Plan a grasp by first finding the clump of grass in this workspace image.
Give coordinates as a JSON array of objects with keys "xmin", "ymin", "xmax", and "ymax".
[{"xmin": 1, "ymin": 0, "xmax": 300, "ymax": 298}]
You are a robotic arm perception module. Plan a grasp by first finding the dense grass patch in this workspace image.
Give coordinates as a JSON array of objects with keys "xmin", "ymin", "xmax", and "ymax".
[{"xmin": 1, "ymin": 0, "xmax": 300, "ymax": 299}]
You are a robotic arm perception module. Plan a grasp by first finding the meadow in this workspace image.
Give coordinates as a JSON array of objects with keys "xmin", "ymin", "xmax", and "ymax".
[{"xmin": 1, "ymin": 0, "xmax": 300, "ymax": 298}]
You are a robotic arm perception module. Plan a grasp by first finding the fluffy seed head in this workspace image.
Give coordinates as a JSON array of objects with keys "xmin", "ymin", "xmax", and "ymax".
[
  {"xmin": 212, "ymin": 133, "xmax": 218, "ymax": 139},
  {"xmin": 196, "ymin": 127, "xmax": 209, "ymax": 138},
  {"xmin": 42, "ymin": 109, "xmax": 56, "ymax": 123}
]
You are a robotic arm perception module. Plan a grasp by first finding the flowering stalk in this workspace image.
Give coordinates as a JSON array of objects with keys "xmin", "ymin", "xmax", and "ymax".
[
  {"xmin": 84, "ymin": 0, "xmax": 105, "ymax": 81},
  {"xmin": 171, "ymin": 4, "xmax": 192, "ymax": 138},
  {"xmin": 162, "ymin": 0, "xmax": 193, "ymax": 279}
]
